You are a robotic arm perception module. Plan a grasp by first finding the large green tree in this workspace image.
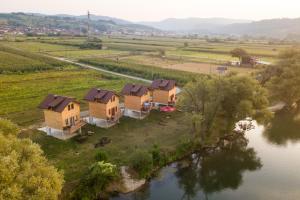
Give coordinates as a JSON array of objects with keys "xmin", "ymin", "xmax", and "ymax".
[
  {"xmin": 178, "ymin": 74, "xmax": 270, "ymax": 143},
  {"xmin": 0, "ymin": 119, "xmax": 64, "ymax": 200},
  {"xmin": 230, "ymin": 48, "xmax": 248, "ymax": 62},
  {"xmin": 267, "ymin": 49, "xmax": 300, "ymax": 109}
]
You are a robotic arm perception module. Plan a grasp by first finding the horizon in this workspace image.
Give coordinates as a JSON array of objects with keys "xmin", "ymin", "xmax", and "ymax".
[{"xmin": 0, "ymin": 0, "xmax": 300, "ymax": 22}]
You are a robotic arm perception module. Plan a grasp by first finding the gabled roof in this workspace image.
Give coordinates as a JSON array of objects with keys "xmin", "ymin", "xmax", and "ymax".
[
  {"xmin": 121, "ymin": 83, "xmax": 149, "ymax": 97},
  {"xmin": 84, "ymin": 88, "xmax": 117, "ymax": 104},
  {"xmin": 150, "ymin": 79, "xmax": 176, "ymax": 91},
  {"xmin": 38, "ymin": 94, "xmax": 78, "ymax": 113}
]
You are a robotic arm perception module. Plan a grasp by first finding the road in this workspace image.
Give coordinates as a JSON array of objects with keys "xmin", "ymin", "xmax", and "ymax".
[
  {"xmin": 51, "ymin": 56, "xmax": 182, "ymax": 94},
  {"xmin": 53, "ymin": 57, "xmax": 152, "ymax": 83}
]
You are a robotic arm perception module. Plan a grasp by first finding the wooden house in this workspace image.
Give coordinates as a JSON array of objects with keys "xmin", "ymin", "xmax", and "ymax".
[
  {"xmin": 150, "ymin": 79, "xmax": 176, "ymax": 105},
  {"xmin": 38, "ymin": 94, "xmax": 85, "ymax": 139},
  {"xmin": 84, "ymin": 88, "xmax": 120, "ymax": 127},
  {"xmin": 121, "ymin": 83, "xmax": 151, "ymax": 118}
]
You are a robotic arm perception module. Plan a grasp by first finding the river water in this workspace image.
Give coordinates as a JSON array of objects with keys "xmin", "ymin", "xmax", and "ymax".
[{"xmin": 112, "ymin": 113, "xmax": 300, "ymax": 200}]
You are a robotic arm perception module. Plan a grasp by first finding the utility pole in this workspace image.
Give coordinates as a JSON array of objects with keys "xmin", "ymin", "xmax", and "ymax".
[{"xmin": 87, "ymin": 10, "xmax": 91, "ymax": 40}]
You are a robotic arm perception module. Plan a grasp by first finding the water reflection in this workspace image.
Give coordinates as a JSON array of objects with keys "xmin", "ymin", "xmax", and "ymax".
[
  {"xmin": 263, "ymin": 112, "xmax": 300, "ymax": 145},
  {"xmin": 175, "ymin": 142, "xmax": 262, "ymax": 199},
  {"xmin": 113, "ymin": 137, "xmax": 262, "ymax": 200}
]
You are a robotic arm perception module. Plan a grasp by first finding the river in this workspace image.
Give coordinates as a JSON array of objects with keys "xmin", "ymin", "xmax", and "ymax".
[{"xmin": 112, "ymin": 113, "xmax": 300, "ymax": 200}]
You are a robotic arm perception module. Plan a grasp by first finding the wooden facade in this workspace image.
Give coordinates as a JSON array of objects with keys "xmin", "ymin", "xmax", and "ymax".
[
  {"xmin": 39, "ymin": 94, "xmax": 84, "ymax": 136},
  {"xmin": 121, "ymin": 84, "xmax": 152, "ymax": 112},
  {"xmin": 88, "ymin": 94, "xmax": 120, "ymax": 120},
  {"xmin": 150, "ymin": 79, "xmax": 176, "ymax": 105},
  {"xmin": 124, "ymin": 91, "xmax": 151, "ymax": 111}
]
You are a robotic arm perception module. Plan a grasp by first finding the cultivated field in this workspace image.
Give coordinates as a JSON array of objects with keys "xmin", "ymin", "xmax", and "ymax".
[{"xmin": 0, "ymin": 69, "xmax": 129, "ymax": 126}]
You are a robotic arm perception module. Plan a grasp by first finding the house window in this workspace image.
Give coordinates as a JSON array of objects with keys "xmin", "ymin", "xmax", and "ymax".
[
  {"xmin": 65, "ymin": 118, "xmax": 69, "ymax": 126},
  {"xmin": 113, "ymin": 96, "xmax": 115, "ymax": 101},
  {"xmin": 108, "ymin": 109, "xmax": 111, "ymax": 115},
  {"xmin": 71, "ymin": 104, "xmax": 74, "ymax": 109},
  {"xmin": 68, "ymin": 105, "xmax": 71, "ymax": 111}
]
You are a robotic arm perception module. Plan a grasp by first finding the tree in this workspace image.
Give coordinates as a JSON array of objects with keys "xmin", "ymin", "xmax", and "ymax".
[
  {"xmin": 266, "ymin": 49, "xmax": 300, "ymax": 110},
  {"xmin": 178, "ymin": 74, "xmax": 271, "ymax": 143},
  {"xmin": 230, "ymin": 48, "xmax": 248, "ymax": 62},
  {"xmin": 0, "ymin": 119, "xmax": 64, "ymax": 200},
  {"xmin": 73, "ymin": 161, "xmax": 118, "ymax": 200},
  {"xmin": 129, "ymin": 150, "xmax": 153, "ymax": 178}
]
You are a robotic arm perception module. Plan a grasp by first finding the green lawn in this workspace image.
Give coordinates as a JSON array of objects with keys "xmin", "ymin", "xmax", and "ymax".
[{"xmin": 21, "ymin": 111, "xmax": 191, "ymax": 183}]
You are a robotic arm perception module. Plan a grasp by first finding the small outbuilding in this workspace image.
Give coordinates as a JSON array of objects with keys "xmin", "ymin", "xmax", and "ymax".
[
  {"xmin": 84, "ymin": 88, "xmax": 120, "ymax": 128},
  {"xmin": 38, "ymin": 94, "xmax": 85, "ymax": 139},
  {"xmin": 150, "ymin": 79, "xmax": 176, "ymax": 106},
  {"xmin": 121, "ymin": 83, "xmax": 151, "ymax": 119}
]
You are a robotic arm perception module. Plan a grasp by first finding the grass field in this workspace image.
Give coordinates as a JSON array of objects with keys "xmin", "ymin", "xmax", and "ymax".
[
  {"xmin": 21, "ymin": 111, "xmax": 191, "ymax": 183},
  {"xmin": 0, "ymin": 69, "xmax": 129, "ymax": 126}
]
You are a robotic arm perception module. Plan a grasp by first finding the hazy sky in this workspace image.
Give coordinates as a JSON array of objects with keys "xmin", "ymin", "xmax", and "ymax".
[{"xmin": 1, "ymin": 0, "xmax": 300, "ymax": 22}]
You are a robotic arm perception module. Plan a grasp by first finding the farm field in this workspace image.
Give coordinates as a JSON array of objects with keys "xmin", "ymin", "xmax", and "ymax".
[
  {"xmin": 0, "ymin": 69, "xmax": 129, "ymax": 126},
  {"xmin": 1, "ymin": 36, "xmax": 289, "ymax": 78}
]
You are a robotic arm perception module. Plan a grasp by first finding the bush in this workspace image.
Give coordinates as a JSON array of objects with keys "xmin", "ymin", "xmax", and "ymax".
[
  {"xmin": 129, "ymin": 150, "xmax": 153, "ymax": 178},
  {"xmin": 175, "ymin": 139, "xmax": 194, "ymax": 158},
  {"xmin": 94, "ymin": 150, "xmax": 108, "ymax": 162},
  {"xmin": 73, "ymin": 161, "xmax": 118, "ymax": 200},
  {"xmin": 150, "ymin": 145, "xmax": 168, "ymax": 167}
]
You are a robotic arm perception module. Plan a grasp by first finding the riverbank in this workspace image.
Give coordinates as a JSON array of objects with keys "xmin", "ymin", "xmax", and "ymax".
[
  {"xmin": 108, "ymin": 120, "xmax": 253, "ymax": 198},
  {"xmin": 113, "ymin": 114, "xmax": 300, "ymax": 200}
]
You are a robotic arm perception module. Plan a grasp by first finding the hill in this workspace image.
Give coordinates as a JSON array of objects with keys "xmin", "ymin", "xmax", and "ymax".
[
  {"xmin": 220, "ymin": 18, "xmax": 300, "ymax": 39},
  {"xmin": 140, "ymin": 17, "xmax": 251, "ymax": 33},
  {"xmin": 0, "ymin": 13, "xmax": 158, "ymax": 35}
]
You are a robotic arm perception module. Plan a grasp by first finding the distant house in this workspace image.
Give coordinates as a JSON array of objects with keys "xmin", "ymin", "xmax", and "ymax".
[
  {"xmin": 121, "ymin": 83, "xmax": 151, "ymax": 119},
  {"xmin": 38, "ymin": 94, "xmax": 85, "ymax": 139},
  {"xmin": 84, "ymin": 88, "xmax": 120, "ymax": 128},
  {"xmin": 216, "ymin": 66, "xmax": 228, "ymax": 74},
  {"xmin": 150, "ymin": 79, "xmax": 176, "ymax": 105},
  {"xmin": 241, "ymin": 56, "xmax": 258, "ymax": 67}
]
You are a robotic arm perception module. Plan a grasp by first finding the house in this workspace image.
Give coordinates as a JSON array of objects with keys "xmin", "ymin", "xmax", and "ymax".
[
  {"xmin": 121, "ymin": 83, "xmax": 152, "ymax": 119},
  {"xmin": 150, "ymin": 79, "xmax": 176, "ymax": 106},
  {"xmin": 84, "ymin": 88, "xmax": 120, "ymax": 128},
  {"xmin": 216, "ymin": 66, "xmax": 228, "ymax": 75},
  {"xmin": 38, "ymin": 94, "xmax": 85, "ymax": 139}
]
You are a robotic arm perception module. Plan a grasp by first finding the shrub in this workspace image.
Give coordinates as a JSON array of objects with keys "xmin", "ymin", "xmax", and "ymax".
[
  {"xmin": 129, "ymin": 150, "xmax": 153, "ymax": 178},
  {"xmin": 175, "ymin": 139, "xmax": 194, "ymax": 158},
  {"xmin": 150, "ymin": 145, "xmax": 168, "ymax": 167},
  {"xmin": 72, "ymin": 161, "xmax": 118, "ymax": 200},
  {"xmin": 94, "ymin": 150, "xmax": 108, "ymax": 162}
]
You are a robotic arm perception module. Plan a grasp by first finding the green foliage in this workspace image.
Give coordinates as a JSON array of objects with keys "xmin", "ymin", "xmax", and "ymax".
[
  {"xmin": 150, "ymin": 145, "xmax": 168, "ymax": 167},
  {"xmin": 94, "ymin": 150, "xmax": 108, "ymax": 162},
  {"xmin": 267, "ymin": 49, "xmax": 300, "ymax": 109},
  {"xmin": 0, "ymin": 119, "xmax": 64, "ymax": 200},
  {"xmin": 230, "ymin": 48, "xmax": 248, "ymax": 61},
  {"xmin": 72, "ymin": 161, "xmax": 118, "ymax": 200},
  {"xmin": 178, "ymin": 74, "xmax": 271, "ymax": 141},
  {"xmin": 175, "ymin": 139, "xmax": 195, "ymax": 158},
  {"xmin": 0, "ymin": 118, "xmax": 19, "ymax": 137},
  {"xmin": 129, "ymin": 150, "xmax": 153, "ymax": 178}
]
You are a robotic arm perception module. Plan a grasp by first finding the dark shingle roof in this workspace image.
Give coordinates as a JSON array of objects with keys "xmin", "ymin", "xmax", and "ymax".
[
  {"xmin": 121, "ymin": 83, "xmax": 149, "ymax": 97},
  {"xmin": 84, "ymin": 88, "xmax": 116, "ymax": 104},
  {"xmin": 150, "ymin": 79, "xmax": 176, "ymax": 91},
  {"xmin": 38, "ymin": 94, "xmax": 78, "ymax": 113}
]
